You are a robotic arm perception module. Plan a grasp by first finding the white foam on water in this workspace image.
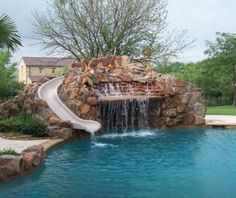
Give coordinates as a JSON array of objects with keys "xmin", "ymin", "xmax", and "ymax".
[
  {"xmin": 99, "ymin": 130, "xmax": 158, "ymax": 139},
  {"xmin": 91, "ymin": 142, "xmax": 117, "ymax": 148}
]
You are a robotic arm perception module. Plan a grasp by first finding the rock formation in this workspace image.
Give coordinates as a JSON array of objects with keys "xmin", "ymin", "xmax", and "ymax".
[
  {"xmin": 0, "ymin": 145, "xmax": 44, "ymax": 183},
  {"xmin": 59, "ymin": 55, "xmax": 206, "ymax": 129},
  {"xmin": 0, "ymin": 55, "xmax": 206, "ymax": 135}
]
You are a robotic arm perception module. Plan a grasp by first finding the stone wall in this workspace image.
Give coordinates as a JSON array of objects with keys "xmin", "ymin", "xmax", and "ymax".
[{"xmin": 59, "ymin": 55, "xmax": 206, "ymax": 129}]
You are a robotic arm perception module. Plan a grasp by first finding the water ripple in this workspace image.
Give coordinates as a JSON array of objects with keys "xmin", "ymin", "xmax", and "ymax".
[{"xmin": 1, "ymin": 128, "xmax": 236, "ymax": 198}]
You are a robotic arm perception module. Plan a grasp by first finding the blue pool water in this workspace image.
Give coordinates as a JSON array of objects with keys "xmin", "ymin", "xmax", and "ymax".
[{"xmin": 1, "ymin": 128, "xmax": 236, "ymax": 198}]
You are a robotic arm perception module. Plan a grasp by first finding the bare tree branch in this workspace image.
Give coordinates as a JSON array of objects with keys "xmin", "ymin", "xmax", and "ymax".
[{"xmin": 30, "ymin": 0, "xmax": 190, "ymax": 61}]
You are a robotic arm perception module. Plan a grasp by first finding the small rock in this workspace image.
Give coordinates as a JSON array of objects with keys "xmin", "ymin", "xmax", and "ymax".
[
  {"xmin": 182, "ymin": 113, "xmax": 195, "ymax": 125},
  {"xmin": 154, "ymin": 82, "xmax": 164, "ymax": 91},
  {"xmin": 86, "ymin": 97, "xmax": 98, "ymax": 106},
  {"xmin": 49, "ymin": 128, "xmax": 73, "ymax": 139},
  {"xmin": 49, "ymin": 116, "xmax": 61, "ymax": 125},
  {"xmin": 120, "ymin": 74, "xmax": 132, "ymax": 82},
  {"xmin": 194, "ymin": 103, "xmax": 206, "ymax": 117},
  {"xmin": 162, "ymin": 108, "xmax": 177, "ymax": 117},
  {"xmin": 59, "ymin": 121, "xmax": 73, "ymax": 128},
  {"xmin": 161, "ymin": 116, "xmax": 171, "ymax": 123},
  {"xmin": 174, "ymin": 80, "xmax": 186, "ymax": 87},
  {"xmin": 81, "ymin": 104, "xmax": 90, "ymax": 114},
  {"xmin": 176, "ymin": 104, "xmax": 186, "ymax": 113},
  {"xmin": 194, "ymin": 116, "xmax": 205, "ymax": 126},
  {"xmin": 34, "ymin": 97, "xmax": 48, "ymax": 107}
]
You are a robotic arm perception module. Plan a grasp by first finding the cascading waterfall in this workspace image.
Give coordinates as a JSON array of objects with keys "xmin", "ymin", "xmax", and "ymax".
[
  {"xmin": 97, "ymin": 82, "xmax": 160, "ymax": 133},
  {"xmin": 137, "ymin": 98, "xmax": 150, "ymax": 128},
  {"xmin": 99, "ymin": 98, "xmax": 151, "ymax": 133},
  {"xmin": 90, "ymin": 131, "xmax": 97, "ymax": 141},
  {"xmin": 96, "ymin": 83, "xmax": 122, "ymax": 97}
]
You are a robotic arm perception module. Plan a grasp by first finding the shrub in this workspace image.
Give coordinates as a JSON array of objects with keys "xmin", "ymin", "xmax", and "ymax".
[
  {"xmin": 16, "ymin": 114, "xmax": 47, "ymax": 137},
  {"xmin": 0, "ymin": 119, "xmax": 13, "ymax": 132},
  {"xmin": 0, "ymin": 148, "xmax": 18, "ymax": 156},
  {"xmin": 0, "ymin": 114, "xmax": 47, "ymax": 137}
]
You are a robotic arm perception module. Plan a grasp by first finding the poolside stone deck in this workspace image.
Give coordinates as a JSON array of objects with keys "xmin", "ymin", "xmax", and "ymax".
[
  {"xmin": 0, "ymin": 137, "xmax": 65, "ymax": 183},
  {"xmin": 0, "ymin": 138, "xmax": 49, "ymax": 153},
  {"xmin": 205, "ymin": 115, "xmax": 236, "ymax": 128}
]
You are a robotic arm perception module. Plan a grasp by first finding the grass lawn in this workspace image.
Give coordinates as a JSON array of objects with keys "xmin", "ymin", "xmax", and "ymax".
[{"xmin": 206, "ymin": 105, "xmax": 236, "ymax": 116}]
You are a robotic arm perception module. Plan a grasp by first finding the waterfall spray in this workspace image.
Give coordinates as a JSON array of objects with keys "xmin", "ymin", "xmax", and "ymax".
[
  {"xmin": 99, "ymin": 98, "xmax": 151, "ymax": 133},
  {"xmin": 97, "ymin": 82, "xmax": 160, "ymax": 133}
]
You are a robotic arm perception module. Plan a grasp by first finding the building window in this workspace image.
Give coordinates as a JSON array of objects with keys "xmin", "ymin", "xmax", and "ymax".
[
  {"xmin": 52, "ymin": 67, "xmax": 56, "ymax": 73},
  {"xmin": 39, "ymin": 68, "xmax": 43, "ymax": 73}
]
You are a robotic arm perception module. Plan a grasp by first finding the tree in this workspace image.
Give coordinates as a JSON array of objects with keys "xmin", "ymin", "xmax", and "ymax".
[
  {"xmin": 155, "ymin": 59, "xmax": 233, "ymax": 106},
  {"xmin": 0, "ymin": 14, "xmax": 22, "ymax": 52},
  {"xmin": 31, "ymin": 0, "xmax": 189, "ymax": 61},
  {"xmin": 155, "ymin": 61, "xmax": 207, "ymax": 89},
  {"xmin": 0, "ymin": 52, "xmax": 23, "ymax": 101},
  {"xmin": 205, "ymin": 32, "xmax": 236, "ymax": 106}
]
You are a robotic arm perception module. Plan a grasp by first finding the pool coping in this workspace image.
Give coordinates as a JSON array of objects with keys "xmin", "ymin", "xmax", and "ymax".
[
  {"xmin": 0, "ymin": 137, "xmax": 69, "ymax": 184},
  {"xmin": 0, "ymin": 129, "xmax": 91, "ymax": 184},
  {"xmin": 205, "ymin": 115, "xmax": 236, "ymax": 128}
]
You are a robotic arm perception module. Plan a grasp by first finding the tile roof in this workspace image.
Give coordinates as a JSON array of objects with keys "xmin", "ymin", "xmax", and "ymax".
[{"xmin": 22, "ymin": 57, "xmax": 75, "ymax": 67}]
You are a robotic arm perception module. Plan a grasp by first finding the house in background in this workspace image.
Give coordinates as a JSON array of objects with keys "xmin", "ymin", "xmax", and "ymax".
[{"xmin": 18, "ymin": 57, "xmax": 75, "ymax": 84}]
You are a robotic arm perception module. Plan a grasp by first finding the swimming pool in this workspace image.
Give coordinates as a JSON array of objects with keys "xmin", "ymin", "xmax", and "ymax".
[{"xmin": 1, "ymin": 128, "xmax": 236, "ymax": 198}]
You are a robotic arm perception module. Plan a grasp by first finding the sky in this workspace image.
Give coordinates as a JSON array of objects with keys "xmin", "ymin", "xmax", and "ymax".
[{"xmin": 1, "ymin": 0, "xmax": 236, "ymax": 63}]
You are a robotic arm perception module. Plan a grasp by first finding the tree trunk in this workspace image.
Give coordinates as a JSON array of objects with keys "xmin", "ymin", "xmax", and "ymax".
[
  {"xmin": 233, "ymin": 65, "xmax": 236, "ymax": 107},
  {"xmin": 233, "ymin": 86, "xmax": 236, "ymax": 107}
]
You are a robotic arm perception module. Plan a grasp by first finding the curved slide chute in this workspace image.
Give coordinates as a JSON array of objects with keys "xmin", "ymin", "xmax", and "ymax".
[{"xmin": 38, "ymin": 76, "xmax": 101, "ymax": 133}]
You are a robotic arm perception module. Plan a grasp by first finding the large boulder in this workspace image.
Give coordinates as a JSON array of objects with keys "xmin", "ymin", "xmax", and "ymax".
[{"xmin": 21, "ymin": 145, "xmax": 44, "ymax": 171}]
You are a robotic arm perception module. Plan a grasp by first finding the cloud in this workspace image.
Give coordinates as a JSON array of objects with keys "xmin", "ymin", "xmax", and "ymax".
[
  {"xmin": 168, "ymin": 0, "xmax": 236, "ymax": 62},
  {"xmin": 0, "ymin": 0, "xmax": 48, "ymax": 61},
  {"xmin": 1, "ymin": 0, "xmax": 236, "ymax": 63}
]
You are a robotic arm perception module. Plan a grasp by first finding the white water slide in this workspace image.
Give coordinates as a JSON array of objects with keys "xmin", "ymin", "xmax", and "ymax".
[{"xmin": 38, "ymin": 76, "xmax": 101, "ymax": 133}]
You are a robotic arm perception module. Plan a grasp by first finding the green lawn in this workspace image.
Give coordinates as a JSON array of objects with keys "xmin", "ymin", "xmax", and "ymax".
[{"xmin": 206, "ymin": 105, "xmax": 236, "ymax": 115}]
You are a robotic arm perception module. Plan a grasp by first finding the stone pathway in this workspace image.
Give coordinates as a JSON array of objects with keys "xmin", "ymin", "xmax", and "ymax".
[
  {"xmin": 205, "ymin": 115, "xmax": 236, "ymax": 126},
  {"xmin": 0, "ymin": 138, "xmax": 49, "ymax": 153}
]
